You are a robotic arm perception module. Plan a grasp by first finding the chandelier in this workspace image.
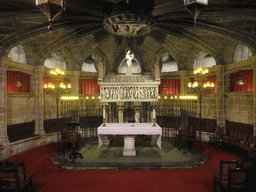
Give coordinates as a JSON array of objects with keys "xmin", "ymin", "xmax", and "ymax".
[{"xmin": 187, "ymin": 66, "xmax": 214, "ymax": 92}]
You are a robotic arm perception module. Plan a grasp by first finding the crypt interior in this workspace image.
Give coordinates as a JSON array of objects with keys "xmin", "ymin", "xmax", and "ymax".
[{"xmin": 1, "ymin": 0, "xmax": 256, "ymax": 177}]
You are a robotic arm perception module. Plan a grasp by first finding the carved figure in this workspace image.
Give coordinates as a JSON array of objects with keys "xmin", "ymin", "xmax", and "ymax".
[{"xmin": 126, "ymin": 48, "xmax": 134, "ymax": 68}]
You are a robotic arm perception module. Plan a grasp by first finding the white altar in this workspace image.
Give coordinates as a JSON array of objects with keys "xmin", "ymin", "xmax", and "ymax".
[{"xmin": 97, "ymin": 123, "xmax": 162, "ymax": 156}]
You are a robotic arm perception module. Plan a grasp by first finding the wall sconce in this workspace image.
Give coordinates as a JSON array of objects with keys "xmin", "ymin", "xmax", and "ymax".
[
  {"xmin": 15, "ymin": 72, "xmax": 22, "ymax": 87},
  {"xmin": 162, "ymin": 79, "xmax": 168, "ymax": 90},
  {"xmin": 236, "ymin": 71, "xmax": 245, "ymax": 86}
]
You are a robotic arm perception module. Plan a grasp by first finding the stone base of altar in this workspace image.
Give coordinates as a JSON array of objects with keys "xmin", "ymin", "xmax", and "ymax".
[
  {"xmin": 51, "ymin": 138, "xmax": 208, "ymax": 170},
  {"xmin": 123, "ymin": 136, "xmax": 136, "ymax": 156}
]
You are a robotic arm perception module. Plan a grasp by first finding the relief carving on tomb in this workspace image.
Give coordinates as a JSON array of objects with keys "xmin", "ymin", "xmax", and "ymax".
[{"xmin": 100, "ymin": 86, "xmax": 158, "ymax": 102}]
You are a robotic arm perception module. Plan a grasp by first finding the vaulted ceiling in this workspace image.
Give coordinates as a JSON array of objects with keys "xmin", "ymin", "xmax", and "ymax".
[{"xmin": 0, "ymin": 0, "xmax": 256, "ymax": 75}]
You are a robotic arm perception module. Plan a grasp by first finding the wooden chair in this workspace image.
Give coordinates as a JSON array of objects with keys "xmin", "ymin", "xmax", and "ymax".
[
  {"xmin": 240, "ymin": 156, "xmax": 255, "ymax": 169},
  {"xmin": 0, "ymin": 161, "xmax": 33, "ymax": 191},
  {"xmin": 213, "ymin": 159, "xmax": 239, "ymax": 192},
  {"xmin": 217, "ymin": 167, "xmax": 250, "ymax": 192}
]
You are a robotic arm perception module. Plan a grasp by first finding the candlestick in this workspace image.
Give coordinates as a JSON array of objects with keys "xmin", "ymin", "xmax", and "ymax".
[{"xmin": 103, "ymin": 108, "xmax": 105, "ymax": 119}]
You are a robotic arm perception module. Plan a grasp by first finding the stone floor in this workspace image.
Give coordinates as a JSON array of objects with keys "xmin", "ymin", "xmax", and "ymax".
[{"xmin": 51, "ymin": 138, "xmax": 208, "ymax": 170}]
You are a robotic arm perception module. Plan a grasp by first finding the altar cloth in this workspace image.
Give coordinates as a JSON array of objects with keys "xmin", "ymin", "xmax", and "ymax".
[{"xmin": 97, "ymin": 123, "xmax": 162, "ymax": 148}]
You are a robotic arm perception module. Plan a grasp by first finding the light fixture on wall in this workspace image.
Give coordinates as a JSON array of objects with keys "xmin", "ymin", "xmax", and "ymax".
[
  {"xmin": 162, "ymin": 79, "xmax": 168, "ymax": 90},
  {"xmin": 15, "ymin": 72, "xmax": 22, "ymax": 87},
  {"xmin": 236, "ymin": 71, "xmax": 245, "ymax": 86},
  {"xmin": 36, "ymin": 0, "xmax": 66, "ymax": 30},
  {"xmin": 184, "ymin": 0, "xmax": 208, "ymax": 26}
]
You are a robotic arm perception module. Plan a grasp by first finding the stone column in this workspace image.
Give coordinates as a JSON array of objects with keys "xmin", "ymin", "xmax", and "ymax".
[
  {"xmin": 179, "ymin": 70, "xmax": 187, "ymax": 95},
  {"xmin": 71, "ymin": 71, "xmax": 80, "ymax": 95},
  {"xmin": 101, "ymin": 102, "xmax": 109, "ymax": 124},
  {"xmin": 0, "ymin": 58, "xmax": 10, "ymax": 160},
  {"xmin": 253, "ymin": 63, "xmax": 256, "ymax": 136},
  {"xmin": 215, "ymin": 65, "xmax": 226, "ymax": 128},
  {"xmin": 150, "ymin": 102, "xmax": 158, "ymax": 124},
  {"xmin": 132, "ymin": 102, "xmax": 142, "ymax": 123},
  {"xmin": 71, "ymin": 71, "xmax": 80, "ymax": 122},
  {"xmin": 32, "ymin": 66, "xmax": 46, "ymax": 136},
  {"xmin": 117, "ymin": 102, "xmax": 125, "ymax": 123}
]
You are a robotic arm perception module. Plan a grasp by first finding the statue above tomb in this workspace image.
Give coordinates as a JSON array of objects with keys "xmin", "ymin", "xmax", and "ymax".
[{"xmin": 125, "ymin": 48, "xmax": 134, "ymax": 75}]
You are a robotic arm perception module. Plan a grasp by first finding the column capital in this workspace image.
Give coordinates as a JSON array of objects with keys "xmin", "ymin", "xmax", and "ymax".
[
  {"xmin": 72, "ymin": 71, "xmax": 81, "ymax": 78},
  {"xmin": 116, "ymin": 102, "xmax": 125, "ymax": 110},
  {"xmin": 36, "ymin": 65, "xmax": 46, "ymax": 74},
  {"xmin": 100, "ymin": 102, "xmax": 109, "ymax": 108}
]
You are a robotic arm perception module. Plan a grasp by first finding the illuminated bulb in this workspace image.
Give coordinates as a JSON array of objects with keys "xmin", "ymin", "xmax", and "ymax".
[
  {"xmin": 67, "ymin": 83, "xmax": 71, "ymax": 88},
  {"xmin": 170, "ymin": 96, "xmax": 173, "ymax": 99},
  {"xmin": 204, "ymin": 68, "xmax": 209, "ymax": 73},
  {"xmin": 98, "ymin": 96, "xmax": 101, "ymax": 99},
  {"xmin": 61, "ymin": 71, "xmax": 65, "ymax": 75},
  {"xmin": 44, "ymin": 84, "xmax": 48, "ymax": 89},
  {"xmin": 211, "ymin": 83, "xmax": 214, "ymax": 87},
  {"xmin": 175, "ymin": 96, "xmax": 177, "ymax": 99},
  {"xmin": 203, "ymin": 83, "xmax": 207, "ymax": 88},
  {"xmin": 63, "ymin": 85, "xmax": 66, "ymax": 89},
  {"xmin": 86, "ymin": 96, "xmax": 89, "ymax": 100},
  {"xmin": 48, "ymin": 84, "xmax": 52, "ymax": 88},
  {"xmin": 164, "ymin": 96, "xmax": 167, "ymax": 100},
  {"xmin": 92, "ymin": 96, "xmax": 95, "ymax": 99},
  {"xmin": 52, "ymin": 85, "xmax": 55, "ymax": 89},
  {"xmin": 188, "ymin": 82, "xmax": 192, "ymax": 88},
  {"xmin": 206, "ymin": 82, "xmax": 211, "ymax": 87},
  {"xmin": 158, "ymin": 96, "xmax": 161, "ymax": 99},
  {"xmin": 50, "ymin": 70, "xmax": 54, "ymax": 74}
]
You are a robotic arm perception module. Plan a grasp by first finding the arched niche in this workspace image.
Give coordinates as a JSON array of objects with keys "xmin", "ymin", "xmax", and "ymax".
[
  {"xmin": 193, "ymin": 51, "xmax": 216, "ymax": 69},
  {"xmin": 161, "ymin": 53, "xmax": 178, "ymax": 72},
  {"xmin": 44, "ymin": 51, "xmax": 67, "ymax": 70},
  {"xmin": 8, "ymin": 44, "xmax": 28, "ymax": 64},
  {"xmin": 118, "ymin": 57, "xmax": 141, "ymax": 74},
  {"xmin": 81, "ymin": 55, "xmax": 97, "ymax": 72},
  {"xmin": 233, "ymin": 43, "xmax": 252, "ymax": 63}
]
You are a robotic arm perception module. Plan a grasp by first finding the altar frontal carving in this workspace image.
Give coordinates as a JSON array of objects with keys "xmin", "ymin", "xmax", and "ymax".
[{"xmin": 100, "ymin": 86, "xmax": 158, "ymax": 102}]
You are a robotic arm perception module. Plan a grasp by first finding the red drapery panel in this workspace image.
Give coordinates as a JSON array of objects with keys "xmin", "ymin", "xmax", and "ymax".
[
  {"xmin": 79, "ymin": 79, "xmax": 100, "ymax": 94},
  {"xmin": 7, "ymin": 71, "xmax": 30, "ymax": 93},
  {"xmin": 230, "ymin": 70, "xmax": 253, "ymax": 92},
  {"xmin": 159, "ymin": 79, "xmax": 181, "ymax": 94}
]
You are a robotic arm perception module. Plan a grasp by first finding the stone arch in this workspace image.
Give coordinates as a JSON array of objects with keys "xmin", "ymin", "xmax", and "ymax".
[
  {"xmin": 193, "ymin": 51, "xmax": 216, "ymax": 69},
  {"xmin": 160, "ymin": 53, "xmax": 178, "ymax": 72},
  {"xmin": 44, "ymin": 51, "xmax": 67, "ymax": 70},
  {"xmin": 118, "ymin": 57, "xmax": 141, "ymax": 74},
  {"xmin": 7, "ymin": 44, "xmax": 27, "ymax": 64},
  {"xmin": 233, "ymin": 43, "xmax": 253, "ymax": 63},
  {"xmin": 81, "ymin": 55, "xmax": 97, "ymax": 72}
]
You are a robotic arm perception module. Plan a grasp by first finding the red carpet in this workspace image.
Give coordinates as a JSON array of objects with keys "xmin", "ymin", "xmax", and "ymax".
[{"xmin": 6, "ymin": 143, "xmax": 240, "ymax": 192}]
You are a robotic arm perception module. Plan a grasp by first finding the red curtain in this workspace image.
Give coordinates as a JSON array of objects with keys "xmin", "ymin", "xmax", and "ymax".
[
  {"xmin": 230, "ymin": 70, "xmax": 253, "ymax": 92},
  {"xmin": 79, "ymin": 79, "xmax": 100, "ymax": 94},
  {"xmin": 7, "ymin": 71, "xmax": 30, "ymax": 93},
  {"xmin": 159, "ymin": 79, "xmax": 181, "ymax": 94}
]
